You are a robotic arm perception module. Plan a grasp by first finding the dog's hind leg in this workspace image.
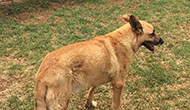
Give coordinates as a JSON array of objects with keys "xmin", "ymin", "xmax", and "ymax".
[
  {"xmin": 35, "ymin": 81, "xmax": 48, "ymax": 110},
  {"xmin": 85, "ymin": 86, "xmax": 96, "ymax": 109},
  {"xmin": 46, "ymin": 77, "xmax": 72, "ymax": 110},
  {"xmin": 35, "ymin": 77, "xmax": 72, "ymax": 110},
  {"xmin": 46, "ymin": 86, "xmax": 71, "ymax": 110}
]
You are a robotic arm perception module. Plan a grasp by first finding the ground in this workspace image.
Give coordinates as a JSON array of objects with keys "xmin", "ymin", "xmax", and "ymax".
[{"xmin": 0, "ymin": 0, "xmax": 190, "ymax": 109}]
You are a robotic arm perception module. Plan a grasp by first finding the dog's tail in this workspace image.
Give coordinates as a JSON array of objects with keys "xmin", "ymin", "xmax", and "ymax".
[{"xmin": 35, "ymin": 80, "xmax": 48, "ymax": 110}]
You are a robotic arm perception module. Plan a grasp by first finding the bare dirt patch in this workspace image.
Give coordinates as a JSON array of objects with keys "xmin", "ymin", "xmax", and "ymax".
[
  {"xmin": 0, "ymin": 74, "xmax": 24, "ymax": 101},
  {"xmin": 0, "ymin": 54, "xmax": 26, "ymax": 98},
  {"xmin": 15, "ymin": 2, "xmax": 62, "ymax": 24},
  {"xmin": 109, "ymin": 0, "xmax": 124, "ymax": 4},
  {"xmin": 1, "ymin": 2, "xmax": 63, "ymax": 24},
  {"xmin": 0, "ymin": 0, "xmax": 23, "ymax": 5},
  {"xmin": 0, "ymin": 76, "xmax": 11, "ymax": 92},
  {"xmin": 166, "ymin": 82, "xmax": 190, "ymax": 91},
  {"xmin": 15, "ymin": 10, "xmax": 53, "ymax": 24}
]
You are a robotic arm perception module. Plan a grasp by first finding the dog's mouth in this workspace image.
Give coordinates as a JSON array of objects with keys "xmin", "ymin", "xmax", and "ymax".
[
  {"xmin": 142, "ymin": 38, "xmax": 164, "ymax": 53},
  {"xmin": 142, "ymin": 41, "xmax": 155, "ymax": 52}
]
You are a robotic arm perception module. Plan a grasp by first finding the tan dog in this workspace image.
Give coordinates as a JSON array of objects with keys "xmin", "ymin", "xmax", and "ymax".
[{"xmin": 35, "ymin": 15, "xmax": 164, "ymax": 110}]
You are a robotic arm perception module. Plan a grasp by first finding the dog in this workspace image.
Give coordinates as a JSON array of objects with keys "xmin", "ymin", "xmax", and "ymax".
[{"xmin": 35, "ymin": 14, "xmax": 164, "ymax": 110}]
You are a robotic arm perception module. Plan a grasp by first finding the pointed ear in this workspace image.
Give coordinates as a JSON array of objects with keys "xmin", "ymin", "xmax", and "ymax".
[
  {"xmin": 129, "ymin": 15, "xmax": 143, "ymax": 35},
  {"xmin": 118, "ymin": 14, "xmax": 131, "ymax": 24},
  {"xmin": 122, "ymin": 14, "xmax": 131, "ymax": 22}
]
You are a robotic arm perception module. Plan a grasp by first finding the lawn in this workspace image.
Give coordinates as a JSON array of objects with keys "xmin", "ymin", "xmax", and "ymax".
[{"xmin": 0, "ymin": 0, "xmax": 190, "ymax": 109}]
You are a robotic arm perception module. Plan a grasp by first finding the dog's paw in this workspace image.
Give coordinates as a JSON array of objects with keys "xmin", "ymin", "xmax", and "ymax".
[
  {"xmin": 85, "ymin": 101, "xmax": 97, "ymax": 109},
  {"xmin": 92, "ymin": 101, "xmax": 97, "ymax": 107}
]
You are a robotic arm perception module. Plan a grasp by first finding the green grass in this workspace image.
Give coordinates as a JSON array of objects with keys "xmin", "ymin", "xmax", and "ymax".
[{"xmin": 0, "ymin": 0, "xmax": 190, "ymax": 109}]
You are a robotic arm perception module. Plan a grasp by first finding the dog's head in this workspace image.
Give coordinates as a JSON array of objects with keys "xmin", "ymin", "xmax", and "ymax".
[{"xmin": 123, "ymin": 14, "xmax": 164, "ymax": 53}]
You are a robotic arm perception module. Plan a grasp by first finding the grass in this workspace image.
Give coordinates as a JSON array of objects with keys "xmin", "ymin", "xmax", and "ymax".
[{"xmin": 0, "ymin": 0, "xmax": 190, "ymax": 109}]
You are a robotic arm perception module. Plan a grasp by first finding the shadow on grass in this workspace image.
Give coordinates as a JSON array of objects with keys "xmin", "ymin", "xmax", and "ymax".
[{"xmin": 0, "ymin": 0, "xmax": 105, "ymax": 16}]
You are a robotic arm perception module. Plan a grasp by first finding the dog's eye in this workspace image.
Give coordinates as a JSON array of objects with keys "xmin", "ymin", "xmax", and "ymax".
[
  {"xmin": 149, "ymin": 33, "xmax": 155, "ymax": 37},
  {"xmin": 149, "ymin": 30, "xmax": 155, "ymax": 37}
]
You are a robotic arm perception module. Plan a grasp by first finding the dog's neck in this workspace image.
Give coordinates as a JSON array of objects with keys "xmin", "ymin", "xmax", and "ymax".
[{"xmin": 108, "ymin": 23, "xmax": 141, "ymax": 53}]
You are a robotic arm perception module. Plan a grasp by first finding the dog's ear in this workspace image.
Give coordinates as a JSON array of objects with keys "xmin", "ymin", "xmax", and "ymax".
[
  {"xmin": 122, "ymin": 14, "xmax": 130, "ymax": 22},
  {"xmin": 129, "ymin": 15, "xmax": 143, "ymax": 35},
  {"xmin": 118, "ymin": 14, "xmax": 130, "ymax": 24}
]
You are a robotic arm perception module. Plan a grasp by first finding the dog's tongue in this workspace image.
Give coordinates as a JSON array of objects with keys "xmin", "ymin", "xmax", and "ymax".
[
  {"xmin": 148, "ymin": 43, "xmax": 154, "ymax": 53},
  {"xmin": 152, "ymin": 48, "xmax": 155, "ymax": 53}
]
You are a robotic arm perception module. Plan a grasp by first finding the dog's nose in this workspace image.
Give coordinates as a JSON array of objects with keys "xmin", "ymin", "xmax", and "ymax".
[{"xmin": 159, "ymin": 38, "xmax": 164, "ymax": 45}]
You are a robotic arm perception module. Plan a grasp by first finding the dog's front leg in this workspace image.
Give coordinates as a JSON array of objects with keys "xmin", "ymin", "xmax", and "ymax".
[
  {"xmin": 85, "ymin": 86, "xmax": 96, "ymax": 109},
  {"xmin": 111, "ymin": 78, "xmax": 124, "ymax": 110}
]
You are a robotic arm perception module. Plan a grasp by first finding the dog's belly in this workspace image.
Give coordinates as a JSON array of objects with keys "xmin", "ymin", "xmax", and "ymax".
[
  {"xmin": 88, "ymin": 71, "xmax": 112, "ymax": 86},
  {"xmin": 69, "ymin": 55, "xmax": 117, "ymax": 92},
  {"xmin": 71, "ymin": 71, "xmax": 112, "ymax": 93}
]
